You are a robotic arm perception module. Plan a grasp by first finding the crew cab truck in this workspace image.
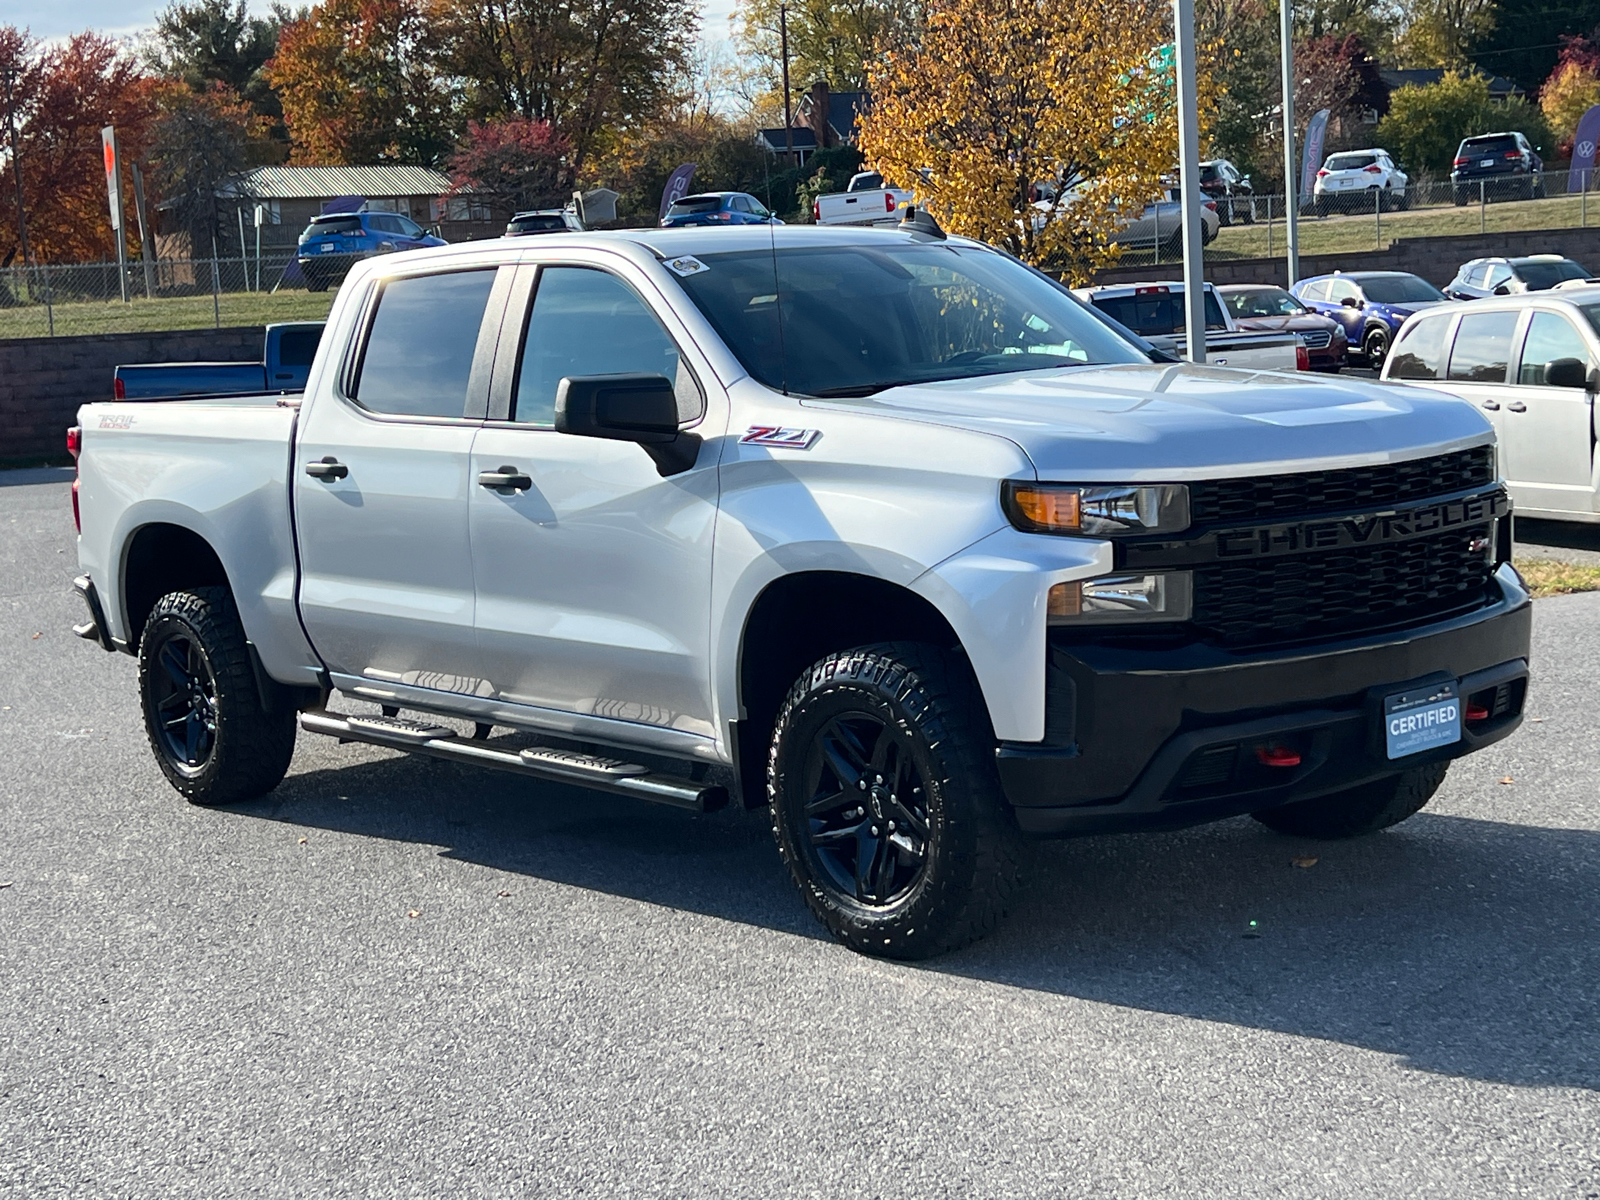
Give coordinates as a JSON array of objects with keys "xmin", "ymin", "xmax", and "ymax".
[
  {"xmin": 113, "ymin": 322, "xmax": 325, "ymax": 401},
  {"xmin": 1076, "ymin": 281, "xmax": 1307, "ymax": 371},
  {"xmin": 70, "ymin": 224, "xmax": 1531, "ymax": 960}
]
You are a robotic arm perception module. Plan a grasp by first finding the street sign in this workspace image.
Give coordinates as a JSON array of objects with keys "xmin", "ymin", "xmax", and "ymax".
[{"xmin": 101, "ymin": 126, "xmax": 122, "ymax": 230}]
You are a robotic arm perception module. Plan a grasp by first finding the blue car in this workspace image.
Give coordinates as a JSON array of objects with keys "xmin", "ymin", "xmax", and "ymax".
[
  {"xmin": 297, "ymin": 211, "xmax": 447, "ymax": 292},
  {"xmin": 659, "ymin": 192, "xmax": 782, "ymax": 228},
  {"xmin": 1290, "ymin": 270, "xmax": 1451, "ymax": 368}
]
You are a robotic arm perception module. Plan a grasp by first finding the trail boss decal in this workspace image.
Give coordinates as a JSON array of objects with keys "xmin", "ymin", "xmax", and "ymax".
[{"xmin": 741, "ymin": 425, "xmax": 821, "ymax": 450}]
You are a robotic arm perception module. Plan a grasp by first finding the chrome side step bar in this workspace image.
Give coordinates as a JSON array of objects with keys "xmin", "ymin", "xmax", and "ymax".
[{"xmin": 299, "ymin": 710, "xmax": 728, "ymax": 812}]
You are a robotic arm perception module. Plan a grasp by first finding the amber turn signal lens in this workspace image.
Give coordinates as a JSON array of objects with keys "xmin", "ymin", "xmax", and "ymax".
[
  {"xmin": 1047, "ymin": 581, "xmax": 1081, "ymax": 618},
  {"xmin": 1010, "ymin": 485, "xmax": 1081, "ymax": 531}
]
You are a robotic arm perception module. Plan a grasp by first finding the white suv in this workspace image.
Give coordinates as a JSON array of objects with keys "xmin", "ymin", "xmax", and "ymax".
[{"xmin": 1314, "ymin": 149, "xmax": 1408, "ymax": 215}]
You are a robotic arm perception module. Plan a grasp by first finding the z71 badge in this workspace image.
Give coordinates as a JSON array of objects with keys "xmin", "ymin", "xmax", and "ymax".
[{"xmin": 740, "ymin": 425, "xmax": 821, "ymax": 450}]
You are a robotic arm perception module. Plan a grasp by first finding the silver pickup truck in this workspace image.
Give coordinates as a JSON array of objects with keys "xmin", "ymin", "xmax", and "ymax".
[
  {"xmin": 1078, "ymin": 281, "xmax": 1307, "ymax": 371},
  {"xmin": 69, "ymin": 224, "xmax": 1530, "ymax": 960}
]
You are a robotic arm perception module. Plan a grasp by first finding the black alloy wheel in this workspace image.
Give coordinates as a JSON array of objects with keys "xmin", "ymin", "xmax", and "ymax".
[
  {"xmin": 138, "ymin": 587, "xmax": 298, "ymax": 805},
  {"xmin": 1363, "ymin": 325, "xmax": 1391, "ymax": 367},
  {"xmin": 147, "ymin": 629, "xmax": 219, "ymax": 774},
  {"xmin": 768, "ymin": 643, "xmax": 1021, "ymax": 959},
  {"xmin": 802, "ymin": 713, "xmax": 932, "ymax": 907}
]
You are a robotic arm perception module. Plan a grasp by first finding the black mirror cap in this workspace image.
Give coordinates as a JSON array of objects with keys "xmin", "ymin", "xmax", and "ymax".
[
  {"xmin": 555, "ymin": 373, "xmax": 701, "ymax": 476},
  {"xmin": 1545, "ymin": 357, "xmax": 1589, "ymax": 389}
]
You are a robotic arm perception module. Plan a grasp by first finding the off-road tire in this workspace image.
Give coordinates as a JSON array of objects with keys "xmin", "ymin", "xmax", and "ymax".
[
  {"xmin": 138, "ymin": 587, "xmax": 296, "ymax": 806},
  {"xmin": 1252, "ymin": 761, "xmax": 1449, "ymax": 839},
  {"xmin": 768, "ymin": 643, "xmax": 1022, "ymax": 960}
]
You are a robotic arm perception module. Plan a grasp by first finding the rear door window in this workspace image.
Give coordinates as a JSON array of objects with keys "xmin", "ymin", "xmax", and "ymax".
[
  {"xmin": 354, "ymin": 269, "xmax": 499, "ymax": 417},
  {"xmin": 1447, "ymin": 311, "xmax": 1519, "ymax": 383},
  {"xmin": 277, "ymin": 328, "xmax": 322, "ymax": 367},
  {"xmin": 1386, "ymin": 315, "xmax": 1451, "ymax": 379}
]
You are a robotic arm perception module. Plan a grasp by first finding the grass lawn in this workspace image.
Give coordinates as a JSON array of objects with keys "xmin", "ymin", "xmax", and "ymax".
[
  {"xmin": 1513, "ymin": 558, "xmax": 1600, "ymax": 598},
  {"xmin": 0, "ymin": 289, "xmax": 336, "ymax": 340}
]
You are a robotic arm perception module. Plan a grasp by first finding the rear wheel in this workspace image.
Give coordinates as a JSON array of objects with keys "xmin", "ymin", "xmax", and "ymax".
[
  {"xmin": 138, "ymin": 587, "xmax": 296, "ymax": 806},
  {"xmin": 1252, "ymin": 762, "xmax": 1448, "ymax": 839},
  {"xmin": 768, "ymin": 643, "xmax": 1021, "ymax": 960}
]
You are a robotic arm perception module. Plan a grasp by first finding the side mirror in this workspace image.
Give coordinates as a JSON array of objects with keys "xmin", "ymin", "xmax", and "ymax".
[
  {"xmin": 1342, "ymin": 297, "xmax": 1361, "ymax": 309},
  {"xmin": 1544, "ymin": 357, "xmax": 1589, "ymax": 389},
  {"xmin": 555, "ymin": 374, "xmax": 700, "ymax": 476},
  {"xmin": 1238, "ymin": 176, "xmax": 1251, "ymax": 189},
  {"xmin": 1493, "ymin": 284, "xmax": 1511, "ymax": 296}
]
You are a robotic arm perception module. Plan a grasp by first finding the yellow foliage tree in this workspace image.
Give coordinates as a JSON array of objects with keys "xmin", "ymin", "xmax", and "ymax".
[
  {"xmin": 1541, "ymin": 61, "xmax": 1600, "ymax": 154},
  {"xmin": 858, "ymin": 0, "xmax": 1208, "ymax": 278}
]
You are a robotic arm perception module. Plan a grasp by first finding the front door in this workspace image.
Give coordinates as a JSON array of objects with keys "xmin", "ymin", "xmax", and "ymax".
[
  {"xmin": 468, "ymin": 260, "xmax": 725, "ymax": 742},
  {"xmin": 295, "ymin": 263, "xmax": 509, "ymax": 696},
  {"xmin": 1503, "ymin": 309, "xmax": 1598, "ymax": 516}
]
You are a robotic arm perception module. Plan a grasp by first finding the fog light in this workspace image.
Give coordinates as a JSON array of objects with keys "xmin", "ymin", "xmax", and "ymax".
[{"xmin": 1047, "ymin": 572, "xmax": 1192, "ymax": 625}]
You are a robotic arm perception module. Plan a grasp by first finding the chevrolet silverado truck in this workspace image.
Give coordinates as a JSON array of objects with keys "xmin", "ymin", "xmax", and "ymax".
[
  {"xmin": 1076, "ymin": 281, "xmax": 1307, "ymax": 371},
  {"xmin": 69, "ymin": 223, "xmax": 1531, "ymax": 960},
  {"xmin": 113, "ymin": 322, "xmax": 325, "ymax": 401}
]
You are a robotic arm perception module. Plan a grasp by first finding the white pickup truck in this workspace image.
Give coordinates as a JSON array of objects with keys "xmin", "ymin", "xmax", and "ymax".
[
  {"xmin": 1077, "ymin": 281, "xmax": 1307, "ymax": 371},
  {"xmin": 70, "ymin": 224, "xmax": 1530, "ymax": 959},
  {"xmin": 813, "ymin": 172, "xmax": 915, "ymax": 227}
]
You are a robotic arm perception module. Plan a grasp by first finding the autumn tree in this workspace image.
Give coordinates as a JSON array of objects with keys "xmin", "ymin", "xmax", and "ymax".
[
  {"xmin": 266, "ymin": 0, "xmax": 453, "ymax": 165},
  {"xmin": 734, "ymin": 0, "xmax": 921, "ymax": 93},
  {"xmin": 1391, "ymin": 0, "xmax": 1497, "ymax": 69},
  {"xmin": 446, "ymin": 117, "xmax": 571, "ymax": 215},
  {"xmin": 858, "ymin": 0, "xmax": 1195, "ymax": 276},
  {"xmin": 1541, "ymin": 34, "xmax": 1600, "ymax": 154},
  {"xmin": 431, "ymin": 0, "xmax": 698, "ymax": 174},
  {"xmin": 1377, "ymin": 71, "xmax": 1550, "ymax": 173},
  {"xmin": 145, "ymin": 82, "xmax": 264, "ymax": 252},
  {"xmin": 0, "ymin": 30, "xmax": 158, "ymax": 263}
]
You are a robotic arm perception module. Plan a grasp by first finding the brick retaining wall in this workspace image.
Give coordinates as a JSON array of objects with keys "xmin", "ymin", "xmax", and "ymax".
[
  {"xmin": 1092, "ymin": 225, "xmax": 1600, "ymax": 289},
  {"xmin": 0, "ymin": 327, "xmax": 263, "ymax": 464}
]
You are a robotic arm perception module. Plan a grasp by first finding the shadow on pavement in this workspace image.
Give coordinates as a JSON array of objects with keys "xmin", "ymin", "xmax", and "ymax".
[
  {"xmin": 236, "ymin": 749, "xmax": 1600, "ymax": 1093},
  {"xmin": 1517, "ymin": 517, "xmax": 1600, "ymax": 555}
]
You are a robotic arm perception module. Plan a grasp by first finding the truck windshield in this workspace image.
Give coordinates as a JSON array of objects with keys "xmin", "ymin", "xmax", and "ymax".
[
  {"xmin": 1088, "ymin": 290, "xmax": 1229, "ymax": 335},
  {"xmin": 669, "ymin": 243, "xmax": 1144, "ymax": 396}
]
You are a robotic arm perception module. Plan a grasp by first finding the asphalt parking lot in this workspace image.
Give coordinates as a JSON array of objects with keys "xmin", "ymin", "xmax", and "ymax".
[{"xmin": 3, "ymin": 470, "xmax": 1598, "ymax": 1198}]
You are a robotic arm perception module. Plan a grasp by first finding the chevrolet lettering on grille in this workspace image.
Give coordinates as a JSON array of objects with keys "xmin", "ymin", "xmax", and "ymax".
[{"xmin": 1123, "ymin": 489, "xmax": 1509, "ymax": 569}]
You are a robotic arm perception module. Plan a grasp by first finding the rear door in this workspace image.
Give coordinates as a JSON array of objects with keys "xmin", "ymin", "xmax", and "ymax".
[
  {"xmin": 1503, "ymin": 308, "xmax": 1598, "ymax": 516},
  {"xmin": 467, "ymin": 255, "xmax": 727, "ymax": 746},
  {"xmin": 1440, "ymin": 309, "xmax": 1518, "ymax": 442},
  {"xmin": 295, "ymin": 262, "xmax": 513, "ymax": 697}
]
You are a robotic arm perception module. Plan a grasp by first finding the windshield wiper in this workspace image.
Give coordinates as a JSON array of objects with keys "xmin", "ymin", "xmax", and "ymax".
[{"xmin": 807, "ymin": 381, "xmax": 925, "ymax": 397}]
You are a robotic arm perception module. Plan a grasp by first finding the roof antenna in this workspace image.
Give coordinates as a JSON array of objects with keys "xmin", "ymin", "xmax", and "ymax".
[{"xmin": 898, "ymin": 204, "xmax": 947, "ymax": 240}]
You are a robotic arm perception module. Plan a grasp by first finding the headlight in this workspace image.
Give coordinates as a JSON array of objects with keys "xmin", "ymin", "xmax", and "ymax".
[
  {"xmin": 1048, "ymin": 572, "xmax": 1192, "ymax": 625},
  {"xmin": 1003, "ymin": 482, "xmax": 1190, "ymax": 536}
]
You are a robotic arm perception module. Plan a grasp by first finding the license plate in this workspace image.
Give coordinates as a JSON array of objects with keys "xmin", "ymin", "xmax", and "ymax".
[
  {"xmin": 1480, "ymin": 158, "xmax": 1494, "ymax": 167},
  {"xmin": 1384, "ymin": 682, "xmax": 1460, "ymax": 759},
  {"xmin": 320, "ymin": 244, "xmax": 335, "ymax": 252}
]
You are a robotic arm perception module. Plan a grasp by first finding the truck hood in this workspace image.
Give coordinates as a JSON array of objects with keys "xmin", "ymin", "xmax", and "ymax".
[{"xmin": 803, "ymin": 362, "xmax": 1493, "ymax": 481}]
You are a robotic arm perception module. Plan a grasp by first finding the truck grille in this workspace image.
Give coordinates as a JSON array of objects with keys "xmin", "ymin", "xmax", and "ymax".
[
  {"xmin": 1189, "ymin": 447, "xmax": 1494, "ymax": 526},
  {"xmin": 1299, "ymin": 330, "xmax": 1332, "ymax": 349},
  {"xmin": 1192, "ymin": 522, "xmax": 1495, "ymax": 647}
]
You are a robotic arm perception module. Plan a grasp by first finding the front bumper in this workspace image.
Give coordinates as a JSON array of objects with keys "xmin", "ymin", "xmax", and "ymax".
[{"xmin": 997, "ymin": 566, "xmax": 1531, "ymax": 836}]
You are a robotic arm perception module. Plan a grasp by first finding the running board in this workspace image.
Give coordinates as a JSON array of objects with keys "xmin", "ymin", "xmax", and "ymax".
[{"xmin": 299, "ymin": 711, "xmax": 727, "ymax": 812}]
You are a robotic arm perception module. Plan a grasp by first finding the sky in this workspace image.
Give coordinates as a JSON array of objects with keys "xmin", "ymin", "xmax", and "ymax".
[{"xmin": 17, "ymin": 0, "xmax": 740, "ymax": 43}]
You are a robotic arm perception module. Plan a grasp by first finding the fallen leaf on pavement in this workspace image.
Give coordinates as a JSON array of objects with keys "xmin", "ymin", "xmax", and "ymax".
[
  {"xmin": 1498, "ymin": 776, "xmax": 1514, "ymax": 785},
  {"xmin": 1291, "ymin": 855, "xmax": 1319, "ymax": 868},
  {"xmin": 407, "ymin": 909, "xmax": 421, "ymax": 919},
  {"xmin": 0, "ymin": 881, "xmax": 13, "ymax": 889},
  {"xmin": 297, "ymin": 837, "xmax": 307, "ymax": 845},
  {"xmin": 497, "ymin": 890, "xmax": 511, "ymax": 898},
  {"xmin": 30, "ymin": 632, "xmax": 41, "ymax": 639}
]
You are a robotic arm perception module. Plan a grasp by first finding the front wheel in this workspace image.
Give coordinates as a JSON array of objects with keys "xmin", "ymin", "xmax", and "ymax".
[
  {"xmin": 139, "ymin": 587, "xmax": 297, "ymax": 806},
  {"xmin": 1252, "ymin": 761, "xmax": 1448, "ymax": 839},
  {"xmin": 768, "ymin": 643, "xmax": 1021, "ymax": 959},
  {"xmin": 1362, "ymin": 324, "xmax": 1391, "ymax": 367}
]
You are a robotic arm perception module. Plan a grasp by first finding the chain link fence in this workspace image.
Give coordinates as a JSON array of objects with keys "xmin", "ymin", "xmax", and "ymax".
[
  {"xmin": 1112, "ymin": 169, "xmax": 1600, "ymax": 267},
  {"xmin": 0, "ymin": 253, "xmax": 337, "ymax": 340}
]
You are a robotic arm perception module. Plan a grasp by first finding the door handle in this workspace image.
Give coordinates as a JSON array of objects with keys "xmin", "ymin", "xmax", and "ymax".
[
  {"xmin": 478, "ymin": 466, "xmax": 533, "ymax": 491},
  {"xmin": 1506, "ymin": 401, "xmax": 1527, "ymax": 413},
  {"xmin": 304, "ymin": 456, "xmax": 348, "ymax": 480},
  {"xmin": 1480, "ymin": 400, "xmax": 1500, "ymax": 411}
]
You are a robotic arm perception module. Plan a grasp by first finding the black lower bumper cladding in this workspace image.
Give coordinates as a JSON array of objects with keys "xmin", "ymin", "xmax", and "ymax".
[{"xmin": 998, "ymin": 567, "xmax": 1532, "ymax": 836}]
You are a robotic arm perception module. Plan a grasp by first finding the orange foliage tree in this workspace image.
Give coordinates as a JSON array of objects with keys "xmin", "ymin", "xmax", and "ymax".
[
  {"xmin": 1, "ymin": 29, "xmax": 157, "ymax": 263},
  {"xmin": 265, "ymin": 0, "xmax": 453, "ymax": 165}
]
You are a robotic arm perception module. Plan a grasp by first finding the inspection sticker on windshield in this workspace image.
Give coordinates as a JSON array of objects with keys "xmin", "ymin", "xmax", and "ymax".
[
  {"xmin": 665, "ymin": 255, "xmax": 709, "ymax": 277},
  {"xmin": 741, "ymin": 425, "xmax": 821, "ymax": 450},
  {"xmin": 1384, "ymin": 681, "xmax": 1460, "ymax": 759}
]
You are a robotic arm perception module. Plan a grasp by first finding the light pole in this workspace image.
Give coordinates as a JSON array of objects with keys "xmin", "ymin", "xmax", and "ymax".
[
  {"xmin": 1174, "ymin": 0, "xmax": 1206, "ymax": 362},
  {"xmin": 1280, "ymin": 0, "xmax": 1298, "ymax": 285}
]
